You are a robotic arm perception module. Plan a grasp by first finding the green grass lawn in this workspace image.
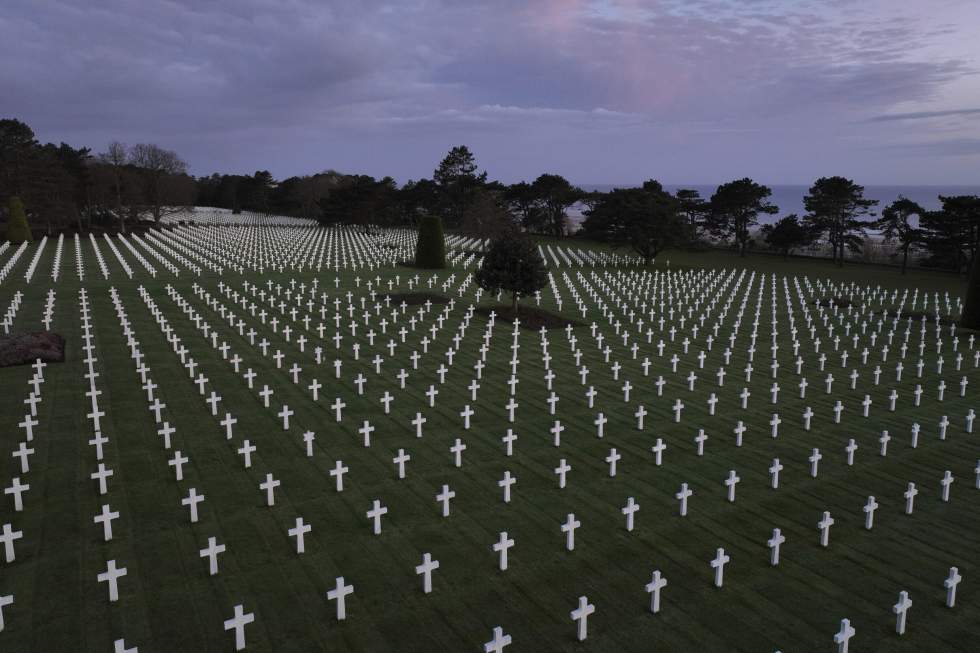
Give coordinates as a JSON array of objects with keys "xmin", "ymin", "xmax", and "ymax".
[{"xmin": 0, "ymin": 231, "xmax": 977, "ymax": 652}]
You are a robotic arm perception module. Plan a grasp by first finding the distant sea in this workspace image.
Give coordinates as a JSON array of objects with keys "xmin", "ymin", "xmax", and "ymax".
[{"xmin": 569, "ymin": 184, "xmax": 980, "ymax": 228}]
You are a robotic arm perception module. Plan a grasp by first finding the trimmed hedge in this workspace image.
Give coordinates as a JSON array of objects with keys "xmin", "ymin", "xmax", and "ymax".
[
  {"xmin": 963, "ymin": 255, "xmax": 980, "ymax": 329},
  {"xmin": 6, "ymin": 196, "xmax": 32, "ymax": 244},
  {"xmin": 414, "ymin": 215, "xmax": 446, "ymax": 268}
]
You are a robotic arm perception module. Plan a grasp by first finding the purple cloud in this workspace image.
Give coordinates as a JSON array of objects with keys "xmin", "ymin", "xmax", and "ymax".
[{"xmin": 2, "ymin": 0, "xmax": 978, "ymax": 183}]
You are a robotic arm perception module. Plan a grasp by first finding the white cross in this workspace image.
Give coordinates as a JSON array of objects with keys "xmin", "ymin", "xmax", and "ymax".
[
  {"xmin": 331, "ymin": 397, "xmax": 346, "ymax": 421},
  {"xmin": 561, "ymin": 513, "xmax": 580, "ymax": 551},
  {"xmin": 622, "ymin": 496, "xmax": 640, "ymax": 531},
  {"xmin": 645, "ymin": 570, "xmax": 667, "ymax": 613},
  {"xmin": 12, "ymin": 442, "xmax": 34, "ymax": 474},
  {"xmin": 200, "ymin": 536, "xmax": 225, "ymax": 576},
  {"xmin": 834, "ymin": 618, "xmax": 856, "ymax": 653},
  {"xmin": 483, "ymin": 626, "xmax": 512, "ymax": 653},
  {"xmin": 605, "ymin": 448, "xmax": 621, "ymax": 477},
  {"xmin": 672, "ymin": 398, "xmax": 684, "ymax": 422},
  {"xmin": 818, "ymin": 511, "xmax": 834, "ymax": 547},
  {"xmin": 892, "ymin": 590, "xmax": 912, "ymax": 635},
  {"xmin": 97, "ymin": 559, "xmax": 127, "ymax": 602},
  {"xmin": 634, "ymin": 404, "xmax": 647, "ymax": 430},
  {"xmin": 168, "ymin": 450, "xmax": 188, "ymax": 481},
  {"xmin": 944, "ymin": 567, "xmax": 961, "ymax": 608},
  {"xmin": 769, "ymin": 413, "xmax": 781, "ymax": 438},
  {"xmin": 330, "ymin": 460, "xmax": 348, "ymax": 492},
  {"xmin": 493, "ymin": 531, "xmax": 514, "ymax": 571},
  {"xmin": 220, "ymin": 413, "xmax": 237, "ymax": 440},
  {"xmin": 768, "ymin": 458, "xmax": 783, "ymax": 489},
  {"xmin": 223, "ymin": 604, "xmax": 254, "ymax": 651},
  {"xmin": 94, "ymin": 503, "xmax": 120, "ymax": 541},
  {"xmin": 327, "ymin": 576, "xmax": 354, "ymax": 620},
  {"xmin": 17, "ymin": 411, "xmax": 38, "ymax": 442},
  {"xmin": 940, "ymin": 470, "xmax": 953, "ymax": 502},
  {"xmin": 845, "ymin": 439, "xmax": 858, "ymax": 466},
  {"xmin": 0, "ymin": 593, "xmax": 14, "ymax": 632},
  {"xmin": 358, "ymin": 420, "xmax": 374, "ymax": 447},
  {"xmin": 415, "ymin": 552, "xmax": 440, "ymax": 594},
  {"xmin": 767, "ymin": 528, "xmax": 785, "ymax": 566},
  {"xmin": 204, "ymin": 391, "xmax": 222, "ymax": 416},
  {"xmin": 148, "ymin": 398, "xmax": 166, "ymax": 423},
  {"xmin": 733, "ymin": 421, "xmax": 746, "ymax": 447},
  {"xmin": 277, "ymin": 404, "xmax": 293, "ymax": 430},
  {"xmin": 380, "ymin": 391, "xmax": 394, "ymax": 414},
  {"xmin": 502, "ymin": 429, "xmax": 517, "ymax": 456},
  {"xmin": 367, "ymin": 499, "xmax": 388, "ymax": 535},
  {"xmin": 808, "ymin": 448, "xmax": 822, "ymax": 477},
  {"xmin": 0, "ymin": 523, "xmax": 23, "ymax": 562},
  {"xmin": 651, "ymin": 438, "xmax": 666, "ymax": 466},
  {"xmin": 904, "ymin": 482, "xmax": 918, "ymax": 514},
  {"xmin": 412, "ymin": 412, "xmax": 426, "ymax": 438},
  {"xmin": 237, "ymin": 440, "xmax": 256, "ymax": 468},
  {"xmin": 695, "ymin": 429, "xmax": 708, "ymax": 456},
  {"xmin": 554, "ymin": 459, "xmax": 571, "ymax": 488},
  {"xmin": 863, "ymin": 496, "xmax": 878, "ymax": 529},
  {"xmin": 675, "ymin": 483, "xmax": 693, "ymax": 516},
  {"xmin": 393, "ymin": 448, "xmax": 411, "ymax": 479},
  {"xmin": 88, "ymin": 432, "xmax": 108, "ymax": 460},
  {"xmin": 182, "ymin": 488, "xmax": 205, "ymax": 523},
  {"xmin": 499, "ymin": 471, "xmax": 516, "ymax": 503},
  {"xmin": 86, "ymin": 462, "xmax": 113, "ymax": 495},
  {"xmin": 450, "ymin": 438, "xmax": 467, "ymax": 467},
  {"xmin": 436, "ymin": 484, "xmax": 455, "ymax": 517},
  {"xmin": 710, "ymin": 548, "xmax": 730, "ymax": 587},
  {"xmin": 592, "ymin": 413, "xmax": 606, "ymax": 438},
  {"xmin": 570, "ymin": 595, "xmax": 595, "ymax": 641},
  {"xmin": 260, "ymin": 473, "xmax": 281, "ymax": 506},
  {"xmin": 724, "ymin": 470, "xmax": 740, "ymax": 502},
  {"xmin": 289, "ymin": 517, "xmax": 312, "ymax": 554},
  {"xmin": 459, "ymin": 404, "xmax": 474, "ymax": 428}
]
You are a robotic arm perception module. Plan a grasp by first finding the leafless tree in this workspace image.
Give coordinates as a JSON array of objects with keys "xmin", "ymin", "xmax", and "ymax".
[
  {"xmin": 98, "ymin": 141, "xmax": 129, "ymax": 232},
  {"xmin": 128, "ymin": 143, "xmax": 189, "ymax": 224}
]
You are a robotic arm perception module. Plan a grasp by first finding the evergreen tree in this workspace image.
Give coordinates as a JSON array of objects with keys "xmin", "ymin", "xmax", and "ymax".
[
  {"xmin": 414, "ymin": 215, "xmax": 446, "ymax": 268},
  {"xmin": 433, "ymin": 146, "xmax": 487, "ymax": 227},
  {"xmin": 760, "ymin": 214, "xmax": 816, "ymax": 258},
  {"xmin": 964, "ymin": 253, "xmax": 980, "ymax": 329},
  {"xmin": 5, "ymin": 195, "xmax": 32, "ymax": 243},
  {"xmin": 803, "ymin": 177, "xmax": 877, "ymax": 266},
  {"xmin": 581, "ymin": 180, "xmax": 685, "ymax": 263},
  {"xmin": 707, "ymin": 178, "xmax": 778, "ymax": 257},
  {"xmin": 876, "ymin": 197, "xmax": 924, "ymax": 274},
  {"xmin": 473, "ymin": 230, "xmax": 547, "ymax": 313}
]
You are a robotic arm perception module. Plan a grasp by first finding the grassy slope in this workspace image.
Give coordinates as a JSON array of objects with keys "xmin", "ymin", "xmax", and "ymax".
[{"xmin": 0, "ymin": 237, "xmax": 977, "ymax": 652}]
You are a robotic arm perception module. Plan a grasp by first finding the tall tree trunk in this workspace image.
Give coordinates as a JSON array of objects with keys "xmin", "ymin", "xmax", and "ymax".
[
  {"xmin": 511, "ymin": 292, "xmax": 518, "ymax": 315},
  {"xmin": 962, "ymin": 251, "xmax": 980, "ymax": 329},
  {"xmin": 901, "ymin": 245, "xmax": 908, "ymax": 275},
  {"xmin": 115, "ymin": 176, "xmax": 124, "ymax": 234}
]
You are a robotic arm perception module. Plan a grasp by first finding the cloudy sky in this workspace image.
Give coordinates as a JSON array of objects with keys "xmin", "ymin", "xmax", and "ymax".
[{"xmin": 3, "ymin": 0, "xmax": 979, "ymax": 185}]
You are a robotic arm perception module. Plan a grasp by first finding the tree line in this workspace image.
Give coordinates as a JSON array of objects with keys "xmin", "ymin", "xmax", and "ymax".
[{"xmin": 2, "ymin": 117, "xmax": 978, "ymax": 278}]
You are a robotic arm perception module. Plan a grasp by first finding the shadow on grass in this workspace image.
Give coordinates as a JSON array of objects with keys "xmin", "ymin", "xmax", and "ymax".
[{"xmin": 473, "ymin": 304, "xmax": 585, "ymax": 330}]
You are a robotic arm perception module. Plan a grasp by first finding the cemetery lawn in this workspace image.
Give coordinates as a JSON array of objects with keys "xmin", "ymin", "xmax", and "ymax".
[{"xmin": 1, "ymin": 236, "xmax": 978, "ymax": 652}]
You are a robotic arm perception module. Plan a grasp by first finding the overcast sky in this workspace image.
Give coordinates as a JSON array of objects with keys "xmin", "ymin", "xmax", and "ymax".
[{"xmin": 3, "ymin": 0, "xmax": 979, "ymax": 185}]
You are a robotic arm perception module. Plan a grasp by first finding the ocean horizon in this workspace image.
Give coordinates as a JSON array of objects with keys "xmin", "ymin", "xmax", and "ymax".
[{"xmin": 569, "ymin": 184, "xmax": 980, "ymax": 227}]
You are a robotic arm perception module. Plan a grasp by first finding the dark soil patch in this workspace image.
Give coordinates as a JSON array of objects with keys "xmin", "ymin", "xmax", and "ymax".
[
  {"xmin": 474, "ymin": 305, "xmax": 584, "ymax": 330},
  {"xmin": 396, "ymin": 260, "xmax": 447, "ymax": 270},
  {"xmin": 383, "ymin": 292, "xmax": 450, "ymax": 306},
  {"xmin": 887, "ymin": 310, "xmax": 941, "ymax": 322},
  {"xmin": 0, "ymin": 331, "xmax": 65, "ymax": 367},
  {"xmin": 815, "ymin": 297, "xmax": 853, "ymax": 308}
]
